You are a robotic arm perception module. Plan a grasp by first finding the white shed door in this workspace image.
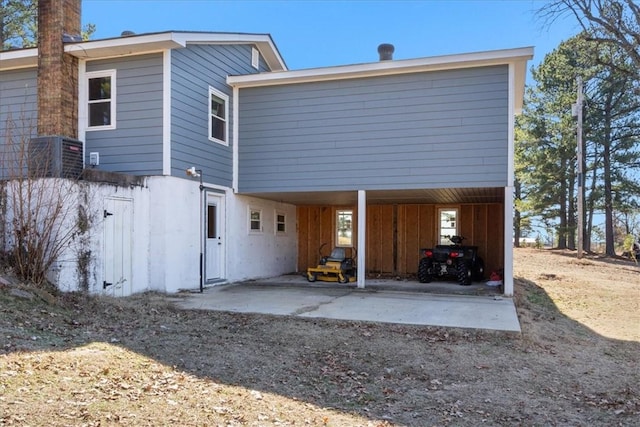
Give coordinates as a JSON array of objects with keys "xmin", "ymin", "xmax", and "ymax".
[{"xmin": 103, "ymin": 197, "xmax": 133, "ymax": 296}]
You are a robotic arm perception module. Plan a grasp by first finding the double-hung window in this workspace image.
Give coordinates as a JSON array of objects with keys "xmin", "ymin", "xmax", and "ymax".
[
  {"xmin": 209, "ymin": 87, "xmax": 228, "ymax": 145},
  {"xmin": 87, "ymin": 70, "xmax": 116, "ymax": 130}
]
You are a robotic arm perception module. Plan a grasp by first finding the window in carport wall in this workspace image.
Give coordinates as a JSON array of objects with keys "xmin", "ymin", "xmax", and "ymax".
[
  {"xmin": 336, "ymin": 210, "xmax": 353, "ymax": 247},
  {"xmin": 438, "ymin": 208, "xmax": 458, "ymax": 244}
]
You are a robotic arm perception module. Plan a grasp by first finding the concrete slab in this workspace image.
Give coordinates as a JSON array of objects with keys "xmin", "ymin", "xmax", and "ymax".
[{"xmin": 175, "ymin": 282, "xmax": 521, "ymax": 333}]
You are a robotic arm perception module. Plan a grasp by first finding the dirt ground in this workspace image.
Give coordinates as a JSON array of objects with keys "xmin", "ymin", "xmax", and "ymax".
[{"xmin": 1, "ymin": 248, "xmax": 638, "ymax": 426}]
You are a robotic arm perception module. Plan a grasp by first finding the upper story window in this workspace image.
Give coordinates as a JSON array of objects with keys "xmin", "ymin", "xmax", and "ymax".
[
  {"xmin": 87, "ymin": 70, "xmax": 116, "ymax": 130},
  {"xmin": 209, "ymin": 86, "xmax": 228, "ymax": 145}
]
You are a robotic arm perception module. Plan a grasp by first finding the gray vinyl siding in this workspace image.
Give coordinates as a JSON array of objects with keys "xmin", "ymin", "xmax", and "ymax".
[
  {"xmin": 0, "ymin": 68, "xmax": 37, "ymax": 178},
  {"xmin": 85, "ymin": 53, "xmax": 164, "ymax": 175},
  {"xmin": 237, "ymin": 65, "xmax": 509, "ymax": 193},
  {"xmin": 171, "ymin": 44, "xmax": 263, "ymax": 187}
]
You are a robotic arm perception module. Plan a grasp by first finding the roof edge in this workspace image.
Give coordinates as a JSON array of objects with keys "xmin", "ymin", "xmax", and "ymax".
[
  {"xmin": 0, "ymin": 31, "xmax": 287, "ymax": 71},
  {"xmin": 227, "ymin": 46, "xmax": 534, "ymax": 88}
]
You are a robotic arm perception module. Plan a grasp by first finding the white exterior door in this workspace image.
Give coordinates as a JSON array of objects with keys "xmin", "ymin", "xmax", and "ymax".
[
  {"xmin": 204, "ymin": 192, "xmax": 224, "ymax": 283},
  {"xmin": 103, "ymin": 197, "xmax": 133, "ymax": 296}
]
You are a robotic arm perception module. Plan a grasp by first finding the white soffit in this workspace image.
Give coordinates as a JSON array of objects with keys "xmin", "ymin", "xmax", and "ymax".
[
  {"xmin": 1, "ymin": 31, "xmax": 287, "ymax": 71},
  {"xmin": 227, "ymin": 46, "xmax": 534, "ymax": 88}
]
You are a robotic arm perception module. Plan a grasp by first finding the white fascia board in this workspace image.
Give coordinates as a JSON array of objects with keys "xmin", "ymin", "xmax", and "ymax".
[
  {"xmin": 173, "ymin": 32, "xmax": 287, "ymax": 71},
  {"xmin": 0, "ymin": 48, "xmax": 37, "ymax": 70},
  {"xmin": 228, "ymin": 46, "xmax": 533, "ymax": 92},
  {"xmin": 64, "ymin": 33, "xmax": 185, "ymax": 60}
]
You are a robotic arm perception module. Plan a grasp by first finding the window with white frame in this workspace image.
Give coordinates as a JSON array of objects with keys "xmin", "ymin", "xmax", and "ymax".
[
  {"xmin": 275, "ymin": 212, "xmax": 286, "ymax": 234},
  {"xmin": 209, "ymin": 86, "xmax": 228, "ymax": 145},
  {"xmin": 336, "ymin": 210, "xmax": 353, "ymax": 247},
  {"xmin": 87, "ymin": 70, "xmax": 116, "ymax": 129},
  {"xmin": 249, "ymin": 208, "xmax": 262, "ymax": 233},
  {"xmin": 438, "ymin": 208, "xmax": 458, "ymax": 245}
]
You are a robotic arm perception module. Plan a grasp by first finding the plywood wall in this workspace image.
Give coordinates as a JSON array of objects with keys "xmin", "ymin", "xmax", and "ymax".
[{"xmin": 297, "ymin": 203, "xmax": 504, "ymax": 278}]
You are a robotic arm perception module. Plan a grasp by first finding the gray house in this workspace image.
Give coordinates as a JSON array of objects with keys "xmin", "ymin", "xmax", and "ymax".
[{"xmin": 0, "ymin": 24, "xmax": 532, "ymax": 296}]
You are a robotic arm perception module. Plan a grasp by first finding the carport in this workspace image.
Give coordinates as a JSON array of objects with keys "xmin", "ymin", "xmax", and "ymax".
[{"xmin": 241, "ymin": 187, "xmax": 512, "ymax": 295}]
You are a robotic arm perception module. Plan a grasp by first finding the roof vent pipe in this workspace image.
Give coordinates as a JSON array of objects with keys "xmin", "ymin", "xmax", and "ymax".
[
  {"xmin": 121, "ymin": 30, "xmax": 135, "ymax": 37},
  {"xmin": 377, "ymin": 43, "xmax": 394, "ymax": 61}
]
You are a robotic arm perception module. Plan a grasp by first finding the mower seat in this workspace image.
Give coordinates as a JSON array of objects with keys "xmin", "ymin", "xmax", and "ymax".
[{"xmin": 327, "ymin": 247, "xmax": 346, "ymax": 262}]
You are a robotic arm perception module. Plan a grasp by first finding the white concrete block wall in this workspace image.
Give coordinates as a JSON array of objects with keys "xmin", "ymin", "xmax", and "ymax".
[
  {"xmin": 16, "ymin": 176, "xmax": 298, "ymax": 297},
  {"xmin": 147, "ymin": 176, "xmax": 202, "ymax": 293},
  {"xmin": 224, "ymin": 194, "xmax": 298, "ymax": 283}
]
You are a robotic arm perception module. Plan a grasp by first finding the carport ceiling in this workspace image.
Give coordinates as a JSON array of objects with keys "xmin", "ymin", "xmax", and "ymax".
[{"xmin": 244, "ymin": 187, "xmax": 505, "ymax": 206}]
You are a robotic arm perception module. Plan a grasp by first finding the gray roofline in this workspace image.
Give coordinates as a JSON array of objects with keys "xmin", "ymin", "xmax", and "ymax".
[{"xmin": 0, "ymin": 31, "xmax": 287, "ymax": 72}]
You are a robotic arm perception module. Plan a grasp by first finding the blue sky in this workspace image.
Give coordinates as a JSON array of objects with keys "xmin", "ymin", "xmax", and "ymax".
[{"xmin": 82, "ymin": 0, "xmax": 580, "ymax": 74}]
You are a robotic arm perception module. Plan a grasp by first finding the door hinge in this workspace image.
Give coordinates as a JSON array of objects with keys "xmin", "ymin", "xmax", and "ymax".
[
  {"xmin": 103, "ymin": 281, "xmax": 113, "ymax": 289},
  {"xmin": 104, "ymin": 210, "xmax": 113, "ymax": 218}
]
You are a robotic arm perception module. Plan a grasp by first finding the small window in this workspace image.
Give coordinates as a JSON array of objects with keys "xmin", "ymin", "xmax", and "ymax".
[
  {"xmin": 276, "ymin": 212, "xmax": 286, "ymax": 234},
  {"xmin": 207, "ymin": 205, "xmax": 217, "ymax": 239},
  {"xmin": 87, "ymin": 70, "xmax": 116, "ymax": 130},
  {"xmin": 336, "ymin": 210, "xmax": 353, "ymax": 247},
  {"xmin": 438, "ymin": 208, "xmax": 458, "ymax": 245},
  {"xmin": 209, "ymin": 87, "xmax": 228, "ymax": 145},
  {"xmin": 251, "ymin": 47, "xmax": 259, "ymax": 70},
  {"xmin": 249, "ymin": 208, "xmax": 262, "ymax": 233}
]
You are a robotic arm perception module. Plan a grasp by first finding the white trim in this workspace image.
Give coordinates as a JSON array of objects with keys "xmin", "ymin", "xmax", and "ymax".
[
  {"xmin": 162, "ymin": 50, "xmax": 172, "ymax": 175},
  {"xmin": 85, "ymin": 69, "xmax": 116, "ymax": 131},
  {"xmin": 336, "ymin": 209, "xmax": 354, "ymax": 247},
  {"xmin": 357, "ymin": 190, "xmax": 366, "ymax": 289},
  {"xmin": 77, "ymin": 60, "xmax": 87, "ymax": 155},
  {"xmin": 208, "ymin": 86, "xmax": 229, "ymax": 146},
  {"xmin": 275, "ymin": 210, "xmax": 286, "ymax": 235},
  {"xmin": 232, "ymin": 86, "xmax": 239, "ymax": 192},
  {"xmin": 248, "ymin": 207, "xmax": 263, "ymax": 234},
  {"xmin": 438, "ymin": 207, "xmax": 459, "ymax": 245},
  {"xmin": 2, "ymin": 32, "xmax": 286, "ymax": 72},
  {"xmin": 507, "ymin": 63, "xmax": 515, "ymax": 187},
  {"xmin": 251, "ymin": 47, "xmax": 259, "ymax": 70},
  {"xmin": 228, "ymin": 46, "xmax": 534, "ymax": 88},
  {"xmin": 504, "ymin": 63, "xmax": 516, "ymax": 297}
]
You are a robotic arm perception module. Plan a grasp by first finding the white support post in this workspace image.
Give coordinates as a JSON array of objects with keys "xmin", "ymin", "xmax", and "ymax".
[{"xmin": 357, "ymin": 190, "xmax": 366, "ymax": 289}]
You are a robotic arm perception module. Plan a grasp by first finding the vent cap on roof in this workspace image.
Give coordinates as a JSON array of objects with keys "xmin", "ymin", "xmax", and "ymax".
[
  {"xmin": 121, "ymin": 30, "xmax": 136, "ymax": 37},
  {"xmin": 377, "ymin": 43, "xmax": 394, "ymax": 61}
]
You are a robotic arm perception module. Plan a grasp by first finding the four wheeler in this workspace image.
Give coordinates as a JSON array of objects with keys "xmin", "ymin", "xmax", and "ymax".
[
  {"xmin": 307, "ymin": 244, "xmax": 357, "ymax": 284},
  {"xmin": 417, "ymin": 235, "xmax": 484, "ymax": 286}
]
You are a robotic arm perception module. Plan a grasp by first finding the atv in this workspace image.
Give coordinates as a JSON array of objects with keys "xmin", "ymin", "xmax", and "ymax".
[
  {"xmin": 417, "ymin": 235, "xmax": 484, "ymax": 286},
  {"xmin": 307, "ymin": 244, "xmax": 357, "ymax": 284}
]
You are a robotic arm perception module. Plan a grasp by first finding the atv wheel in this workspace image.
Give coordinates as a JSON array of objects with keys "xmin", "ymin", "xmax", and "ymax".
[
  {"xmin": 473, "ymin": 257, "xmax": 485, "ymax": 281},
  {"xmin": 307, "ymin": 272, "xmax": 317, "ymax": 282},
  {"xmin": 457, "ymin": 262, "xmax": 472, "ymax": 286},
  {"xmin": 417, "ymin": 258, "xmax": 433, "ymax": 283}
]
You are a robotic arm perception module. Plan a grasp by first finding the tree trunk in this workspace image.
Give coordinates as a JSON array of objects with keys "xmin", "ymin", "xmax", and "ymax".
[
  {"xmin": 514, "ymin": 180, "xmax": 521, "ymax": 248},
  {"xmin": 568, "ymin": 167, "xmax": 576, "ymax": 250},
  {"xmin": 558, "ymin": 157, "xmax": 568, "ymax": 249},
  {"xmin": 603, "ymin": 92, "xmax": 615, "ymax": 256}
]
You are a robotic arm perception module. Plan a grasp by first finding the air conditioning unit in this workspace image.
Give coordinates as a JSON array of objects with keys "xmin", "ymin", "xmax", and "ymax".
[{"xmin": 28, "ymin": 136, "xmax": 84, "ymax": 179}]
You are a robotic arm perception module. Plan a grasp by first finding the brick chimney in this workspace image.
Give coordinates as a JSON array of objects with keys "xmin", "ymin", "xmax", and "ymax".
[{"xmin": 37, "ymin": 0, "xmax": 81, "ymax": 138}]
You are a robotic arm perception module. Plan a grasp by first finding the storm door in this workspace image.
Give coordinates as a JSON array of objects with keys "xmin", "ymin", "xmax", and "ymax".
[{"xmin": 204, "ymin": 192, "xmax": 225, "ymax": 282}]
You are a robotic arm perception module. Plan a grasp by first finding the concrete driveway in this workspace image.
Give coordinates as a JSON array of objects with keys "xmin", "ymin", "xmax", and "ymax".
[{"xmin": 175, "ymin": 277, "xmax": 521, "ymax": 333}]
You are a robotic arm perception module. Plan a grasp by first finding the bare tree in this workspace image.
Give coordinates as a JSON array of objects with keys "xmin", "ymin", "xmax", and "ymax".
[
  {"xmin": 1, "ymin": 113, "xmax": 91, "ymax": 288},
  {"xmin": 539, "ymin": 0, "xmax": 640, "ymax": 79}
]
